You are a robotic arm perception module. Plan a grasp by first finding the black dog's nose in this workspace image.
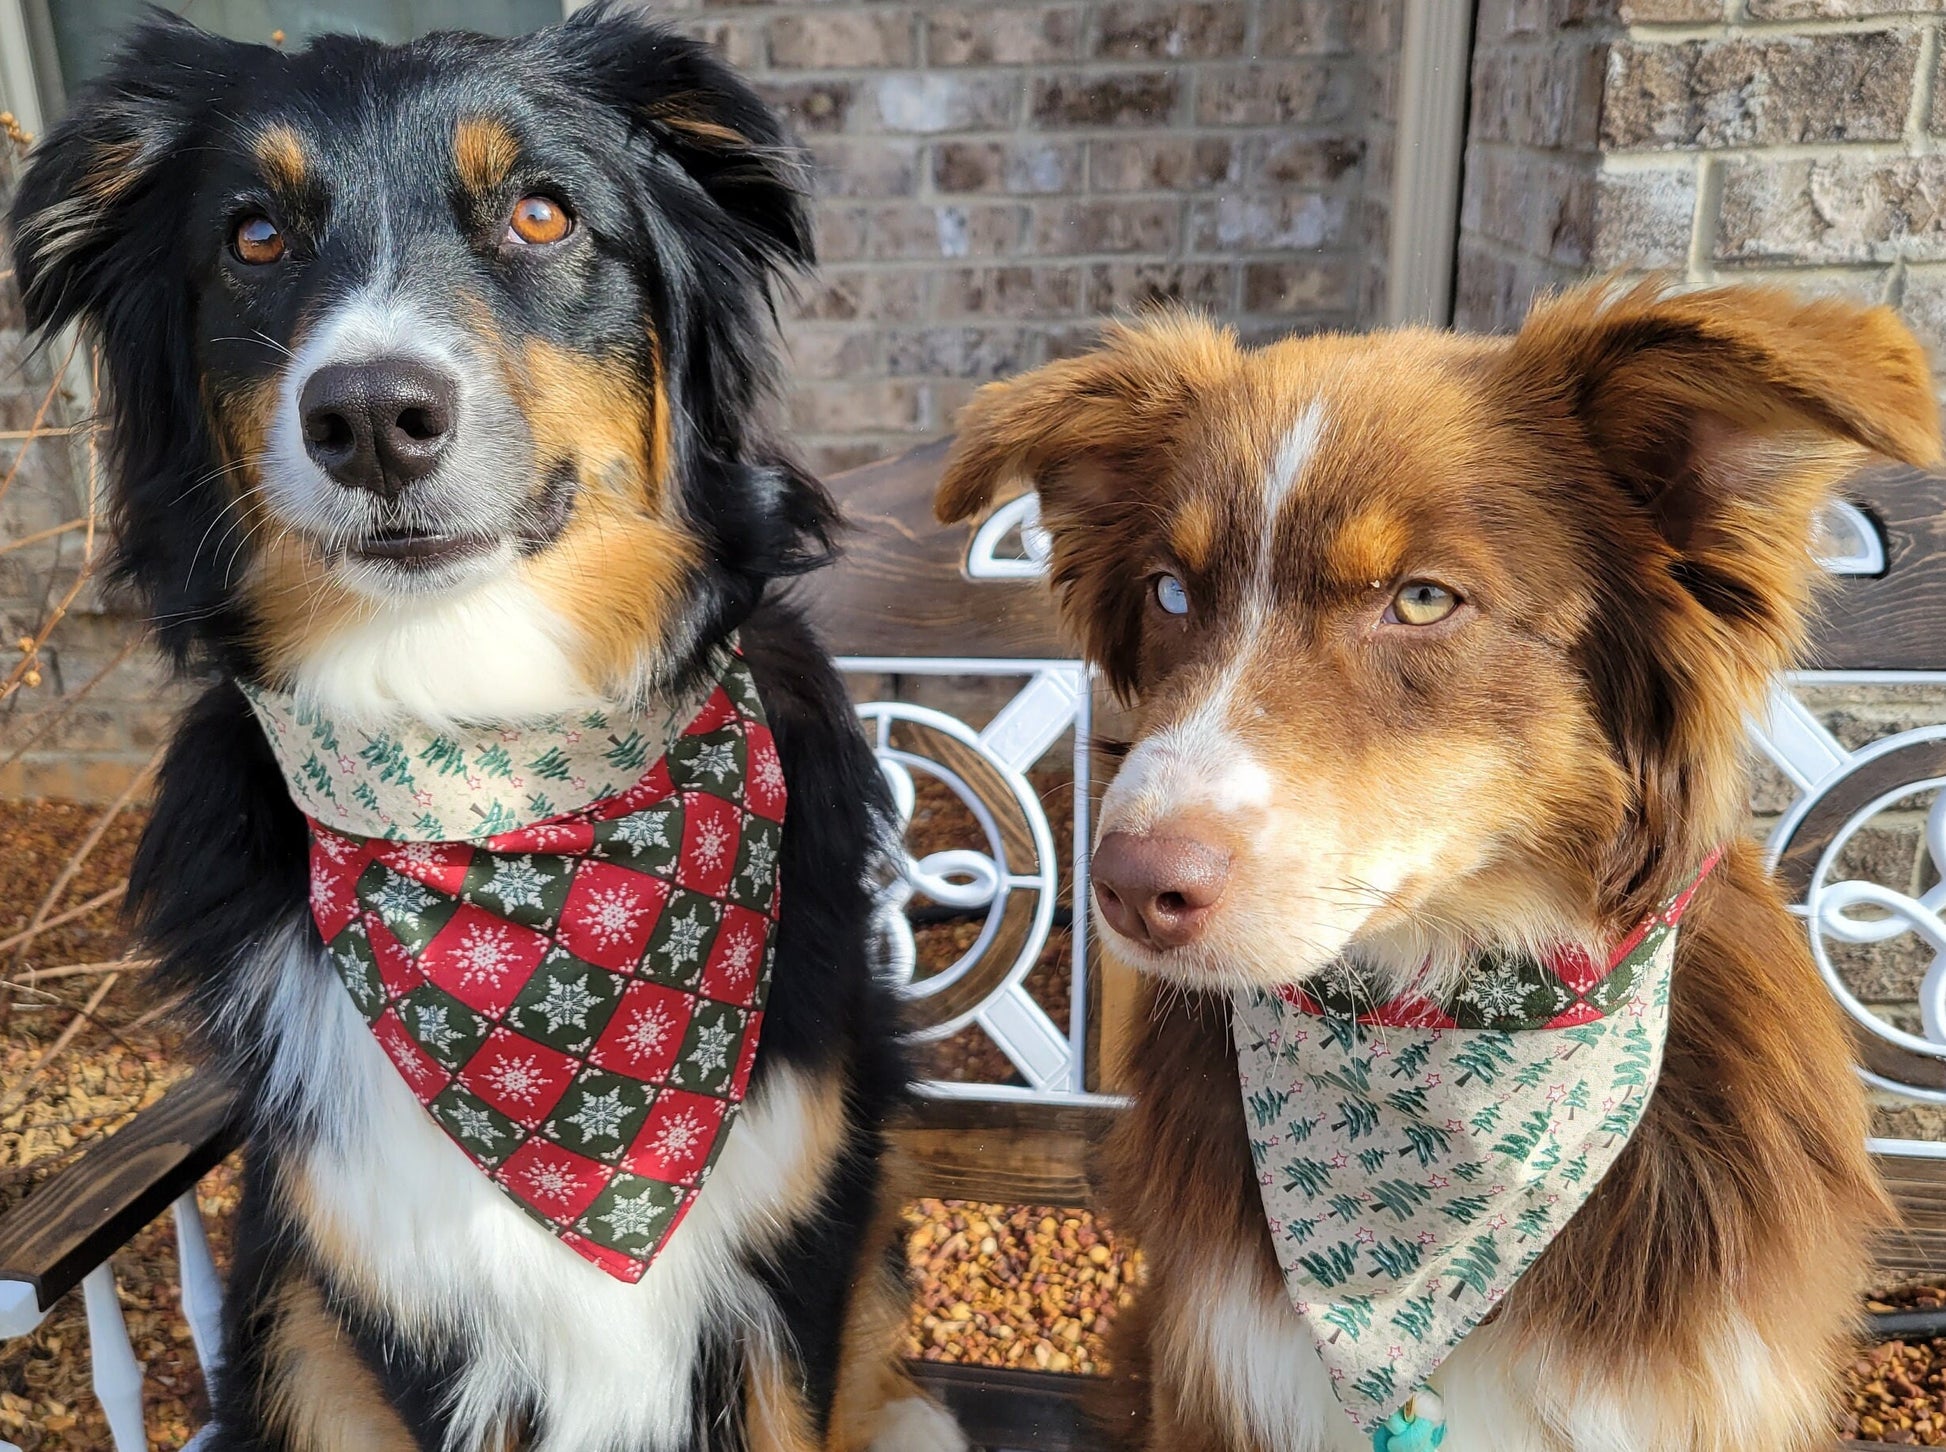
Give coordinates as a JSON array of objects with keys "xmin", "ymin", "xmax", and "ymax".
[{"xmin": 300, "ymin": 359, "xmax": 457, "ymax": 498}]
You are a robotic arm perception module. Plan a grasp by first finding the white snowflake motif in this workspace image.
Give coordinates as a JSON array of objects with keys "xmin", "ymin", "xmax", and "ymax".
[
  {"xmin": 414, "ymin": 1001, "xmax": 465, "ymax": 1057},
  {"xmin": 685, "ymin": 1016, "xmax": 738, "ymax": 1077},
  {"xmin": 314, "ymin": 832, "xmax": 359, "ymax": 865},
  {"xmin": 611, "ymin": 810, "xmax": 672, "ymax": 852},
  {"xmin": 693, "ymin": 818, "xmax": 733, "ymax": 873},
  {"xmin": 738, "ymin": 834, "xmax": 778, "ymax": 892},
  {"xmin": 579, "ymin": 885, "xmax": 650, "ymax": 950},
  {"xmin": 621, "ymin": 1001, "xmax": 676, "ymax": 1061},
  {"xmin": 718, "ymin": 931, "xmax": 760, "ymax": 986},
  {"xmin": 688, "ymin": 740, "xmax": 738, "ymax": 783},
  {"xmin": 446, "ymin": 1099, "xmax": 505, "ymax": 1149},
  {"xmin": 533, "ymin": 973, "xmax": 600, "ymax": 1034},
  {"xmin": 454, "ymin": 921, "xmax": 523, "ymax": 989},
  {"xmin": 599, "ymin": 1188, "xmax": 670, "ymax": 1241},
  {"xmin": 391, "ymin": 841, "xmax": 447, "ymax": 872},
  {"xmin": 520, "ymin": 1156, "xmax": 585, "ymax": 1207},
  {"xmin": 649, "ymin": 1107, "xmax": 707, "ymax": 1163},
  {"xmin": 528, "ymin": 822, "xmax": 583, "ymax": 849},
  {"xmin": 310, "ymin": 859, "xmax": 344, "ymax": 917},
  {"xmin": 389, "ymin": 1041, "xmax": 440, "ymax": 1091},
  {"xmin": 565, "ymin": 1087, "xmax": 630, "ymax": 1143},
  {"xmin": 1458, "ymin": 961, "xmax": 1532, "ymax": 1019},
  {"xmin": 751, "ymin": 744, "xmax": 785, "ymax": 799},
  {"xmin": 369, "ymin": 873, "xmax": 435, "ymax": 928},
  {"xmin": 483, "ymin": 855, "xmax": 555, "ymax": 913},
  {"xmin": 663, "ymin": 909, "xmax": 711, "ymax": 966},
  {"xmin": 484, "ymin": 1051, "xmax": 550, "ymax": 1106}
]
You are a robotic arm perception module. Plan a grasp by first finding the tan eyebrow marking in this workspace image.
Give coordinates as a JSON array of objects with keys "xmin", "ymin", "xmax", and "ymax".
[
  {"xmin": 253, "ymin": 125, "xmax": 310, "ymax": 190},
  {"xmin": 453, "ymin": 115, "xmax": 520, "ymax": 193},
  {"xmin": 1171, "ymin": 495, "xmax": 1219, "ymax": 574}
]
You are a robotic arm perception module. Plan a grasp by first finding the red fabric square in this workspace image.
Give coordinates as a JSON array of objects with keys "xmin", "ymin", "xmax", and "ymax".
[
  {"xmin": 626, "ymin": 1090, "xmax": 725, "ymax": 1185},
  {"xmin": 731, "ymin": 1009, "xmax": 762, "ymax": 1097},
  {"xmin": 685, "ymin": 686, "xmax": 735, "ymax": 737},
  {"xmin": 421, "ymin": 903, "xmax": 550, "ymax": 1014},
  {"xmin": 1545, "ymin": 943, "xmax": 1606, "ymax": 997},
  {"xmin": 497, "ymin": 1139, "xmax": 606, "ymax": 1224},
  {"xmin": 372, "ymin": 838, "xmax": 473, "ymax": 895},
  {"xmin": 372, "ymin": 1010, "xmax": 448, "ymax": 1103},
  {"xmin": 366, "ymin": 916, "xmax": 423, "ymax": 1004},
  {"xmin": 460, "ymin": 1028, "xmax": 577, "ymax": 1127},
  {"xmin": 594, "ymin": 759, "xmax": 675, "ymax": 820},
  {"xmin": 558, "ymin": 861, "xmax": 671, "ymax": 970},
  {"xmin": 487, "ymin": 816, "xmax": 597, "ymax": 857},
  {"xmin": 699, "ymin": 905, "xmax": 768, "ymax": 1007},
  {"xmin": 675, "ymin": 792, "xmax": 740, "ymax": 898},
  {"xmin": 588, "ymin": 982, "xmax": 694, "ymax": 1080},
  {"xmin": 309, "ymin": 830, "xmax": 371, "ymax": 941},
  {"xmin": 744, "ymin": 724, "xmax": 785, "ymax": 823}
]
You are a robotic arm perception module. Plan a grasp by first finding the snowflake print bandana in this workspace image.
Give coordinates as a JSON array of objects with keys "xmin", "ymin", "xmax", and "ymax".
[
  {"xmin": 1232, "ymin": 853, "xmax": 1720, "ymax": 1435},
  {"xmin": 243, "ymin": 653, "xmax": 785, "ymax": 1283}
]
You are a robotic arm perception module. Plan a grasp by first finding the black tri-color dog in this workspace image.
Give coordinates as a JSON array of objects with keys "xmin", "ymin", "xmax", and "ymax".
[{"xmin": 8, "ymin": 8, "xmax": 966, "ymax": 1451}]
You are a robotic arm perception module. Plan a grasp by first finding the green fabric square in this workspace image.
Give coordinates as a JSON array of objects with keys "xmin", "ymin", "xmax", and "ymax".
[
  {"xmin": 398, "ymin": 983, "xmax": 491, "ymax": 1069},
  {"xmin": 463, "ymin": 851, "xmax": 574, "ymax": 930},
  {"xmin": 357, "ymin": 862, "xmax": 457, "ymax": 954},
  {"xmin": 545, "ymin": 1067, "xmax": 655, "ymax": 1163},
  {"xmin": 667, "ymin": 727, "xmax": 745, "ymax": 801},
  {"xmin": 725, "ymin": 816, "xmax": 782, "ymax": 911},
  {"xmin": 669, "ymin": 1000, "xmax": 745, "ymax": 1095},
  {"xmin": 596, "ymin": 801, "xmax": 684, "ymax": 875},
  {"xmin": 640, "ymin": 890, "xmax": 720, "ymax": 989},
  {"xmin": 429, "ymin": 1083, "xmax": 522, "ymax": 1168},
  {"xmin": 328, "ymin": 930, "xmax": 386, "ymax": 1022},
  {"xmin": 504, "ymin": 951, "xmax": 625, "ymax": 1055},
  {"xmin": 576, "ymin": 1174, "xmax": 683, "ymax": 1258}
]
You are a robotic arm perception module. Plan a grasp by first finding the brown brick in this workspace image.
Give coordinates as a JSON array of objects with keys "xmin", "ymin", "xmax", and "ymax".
[
  {"xmin": 887, "ymin": 326, "xmax": 1052, "ymax": 377},
  {"xmin": 1457, "ymin": 148, "xmax": 1595, "ymax": 264},
  {"xmin": 1716, "ymin": 156, "xmax": 1946, "ymax": 265},
  {"xmin": 935, "ymin": 265, "xmax": 1085, "ymax": 318},
  {"xmin": 1087, "ymin": 261, "xmax": 1236, "ymax": 312},
  {"xmin": 805, "ymin": 440, "xmax": 899, "ymax": 475},
  {"xmin": 933, "ymin": 140, "xmax": 1085, "ymax": 195},
  {"xmin": 788, "ymin": 268, "xmax": 929, "ymax": 324},
  {"xmin": 1260, "ymin": 0, "xmax": 1355, "ymax": 56},
  {"xmin": 1247, "ymin": 133, "xmax": 1365, "ymax": 187},
  {"xmin": 1899, "ymin": 264, "xmax": 1946, "ymax": 365},
  {"xmin": 789, "ymin": 380, "xmax": 928, "ymax": 435},
  {"xmin": 1094, "ymin": 1, "xmax": 1246, "ymax": 60},
  {"xmin": 1590, "ymin": 166, "xmax": 1697, "ymax": 269},
  {"xmin": 1030, "ymin": 71, "xmax": 1180, "ymax": 127},
  {"xmin": 1089, "ymin": 137, "xmax": 1239, "ymax": 191},
  {"xmin": 1195, "ymin": 62, "xmax": 1354, "ymax": 126},
  {"xmin": 1031, "ymin": 198, "xmax": 1182, "ymax": 253},
  {"xmin": 1187, "ymin": 192, "xmax": 1349, "ymax": 251},
  {"xmin": 871, "ymin": 74, "xmax": 1020, "ymax": 133},
  {"xmin": 863, "ymin": 203, "xmax": 1030, "ymax": 260},
  {"xmin": 756, "ymin": 80, "xmax": 854, "ymax": 134},
  {"xmin": 1603, "ymin": 31, "xmax": 1919, "ymax": 151},
  {"xmin": 1467, "ymin": 40, "xmax": 1605, "ymax": 149},
  {"xmin": 806, "ymin": 139, "xmax": 921, "ymax": 199},
  {"xmin": 787, "ymin": 328, "xmax": 885, "ymax": 380},
  {"xmin": 767, "ymin": 11, "xmax": 916, "ymax": 69},
  {"xmin": 669, "ymin": 15, "xmax": 765, "ymax": 70},
  {"xmin": 1240, "ymin": 258, "xmax": 1357, "ymax": 313},
  {"xmin": 927, "ymin": 5, "xmax": 1083, "ymax": 65},
  {"xmin": 1617, "ymin": 0, "xmax": 1722, "ymax": 17}
]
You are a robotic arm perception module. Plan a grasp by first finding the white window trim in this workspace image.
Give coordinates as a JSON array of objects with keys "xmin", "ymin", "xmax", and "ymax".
[{"xmin": 1385, "ymin": 0, "xmax": 1474, "ymax": 328}]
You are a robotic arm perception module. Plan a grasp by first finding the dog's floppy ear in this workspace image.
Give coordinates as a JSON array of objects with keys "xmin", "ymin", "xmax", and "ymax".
[
  {"xmin": 935, "ymin": 311, "xmax": 1233, "ymax": 525},
  {"xmin": 8, "ymin": 14, "xmax": 235, "ymax": 335},
  {"xmin": 1501, "ymin": 280, "xmax": 1941, "ymax": 898},
  {"xmin": 1503, "ymin": 279, "xmax": 1940, "ymax": 645}
]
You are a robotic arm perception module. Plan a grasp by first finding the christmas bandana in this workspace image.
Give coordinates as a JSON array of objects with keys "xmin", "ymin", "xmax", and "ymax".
[
  {"xmin": 1233, "ymin": 855, "xmax": 1719, "ymax": 1433},
  {"xmin": 242, "ymin": 654, "xmax": 785, "ymax": 1283}
]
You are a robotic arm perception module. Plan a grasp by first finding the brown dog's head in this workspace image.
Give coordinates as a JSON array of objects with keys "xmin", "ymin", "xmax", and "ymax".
[{"xmin": 937, "ymin": 283, "xmax": 1941, "ymax": 994}]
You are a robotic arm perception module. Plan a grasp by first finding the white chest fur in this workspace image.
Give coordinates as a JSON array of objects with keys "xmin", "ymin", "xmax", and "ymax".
[{"xmin": 238, "ymin": 927, "xmax": 821, "ymax": 1452}]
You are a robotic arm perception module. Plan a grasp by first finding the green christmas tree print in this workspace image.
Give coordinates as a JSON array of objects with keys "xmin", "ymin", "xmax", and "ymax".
[
  {"xmin": 1445, "ymin": 1234, "xmax": 1502, "ymax": 1300},
  {"xmin": 1299, "ymin": 1242, "xmax": 1360, "ymax": 1289}
]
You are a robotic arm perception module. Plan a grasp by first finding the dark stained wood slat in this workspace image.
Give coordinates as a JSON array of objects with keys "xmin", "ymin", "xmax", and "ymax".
[
  {"xmin": 1876, "ymin": 1149, "xmax": 1946, "ymax": 1284},
  {"xmin": 0, "ymin": 1072, "xmax": 240, "ymax": 1312},
  {"xmin": 1813, "ymin": 467, "xmax": 1946, "ymax": 673},
  {"xmin": 891, "ymin": 1097, "xmax": 1120, "ymax": 1207},
  {"xmin": 906, "ymin": 1360, "xmax": 1104, "ymax": 1452}
]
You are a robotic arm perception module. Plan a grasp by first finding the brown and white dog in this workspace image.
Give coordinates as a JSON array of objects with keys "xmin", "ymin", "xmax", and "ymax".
[{"xmin": 935, "ymin": 282, "xmax": 1941, "ymax": 1452}]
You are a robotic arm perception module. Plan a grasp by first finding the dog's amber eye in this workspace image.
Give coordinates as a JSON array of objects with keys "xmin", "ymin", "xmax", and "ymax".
[
  {"xmin": 232, "ymin": 215, "xmax": 285, "ymax": 265},
  {"xmin": 1153, "ymin": 573, "xmax": 1190, "ymax": 616},
  {"xmin": 1387, "ymin": 581, "xmax": 1458, "ymax": 626},
  {"xmin": 508, "ymin": 195, "xmax": 572, "ymax": 245}
]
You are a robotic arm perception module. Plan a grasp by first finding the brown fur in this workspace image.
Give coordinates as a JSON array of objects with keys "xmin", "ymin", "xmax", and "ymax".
[
  {"xmin": 453, "ymin": 116, "xmax": 520, "ymax": 195},
  {"xmin": 939, "ymin": 280, "xmax": 1940, "ymax": 1451},
  {"xmin": 256, "ymin": 1275, "xmax": 426, "ymax": 1452},
  {"xmin": 254, "ymin": 126, "xmax": 310, "ymax": 192}
]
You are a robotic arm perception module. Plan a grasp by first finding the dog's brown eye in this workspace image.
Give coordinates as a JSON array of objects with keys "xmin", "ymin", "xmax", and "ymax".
[
  {"xmin": 232, "ymin": 215, "xmax": 284, "ymax": 265},
  {"xmin": 1388, "ymin": 581, "xmax": 1458, "ymax": 626},
  {"xmin": 508, "ymin": 195, "xmax": 572, "ymax": 246}
]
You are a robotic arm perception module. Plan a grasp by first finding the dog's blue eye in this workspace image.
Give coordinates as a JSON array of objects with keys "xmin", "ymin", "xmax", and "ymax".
[{"xmin": 1154, "ymin": 574, "xmax": 1190, "ymax": 616}]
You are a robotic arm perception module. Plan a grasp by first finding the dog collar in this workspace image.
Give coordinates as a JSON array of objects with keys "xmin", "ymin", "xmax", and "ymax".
[
  {"xmin": 1233, "ymin": 853, "xmax": 1719, "ymax": 1435},
  {"xmin": 244, "ymin": 652, "xmax": 785, "ymax": 1283}
]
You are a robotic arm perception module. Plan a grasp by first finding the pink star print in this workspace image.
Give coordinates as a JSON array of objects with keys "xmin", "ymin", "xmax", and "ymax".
[
  {"xmin": 1329, "ymin": 1151, "xmax": 1350, "ymax": 1169},
  {"xmin": 1354, "ymin": 1228, "xmax": 1375, "ymax": 1244},
  {"xmin": 1427, "ymin": 1175, "xmax": 1449, "ymax": 1189}
]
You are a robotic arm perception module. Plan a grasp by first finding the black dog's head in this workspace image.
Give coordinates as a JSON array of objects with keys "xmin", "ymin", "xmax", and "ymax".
[{"xmin": 9, "ymin": 4, "xmax": 830, "ymax": 719}]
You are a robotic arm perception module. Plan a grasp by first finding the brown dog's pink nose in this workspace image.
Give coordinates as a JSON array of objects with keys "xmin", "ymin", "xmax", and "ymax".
[{"xmin": 1091, "ymin": 830, "xmax": 1231, "ymax": 949}]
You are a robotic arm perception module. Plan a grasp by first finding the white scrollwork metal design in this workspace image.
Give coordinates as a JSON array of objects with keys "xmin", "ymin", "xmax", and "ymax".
[
  {"xmin": 842, "ymin": 657, "xmax": 1108, "ymax": 1102},
  {"xmin": 964, "ymin": 492, "xmax": 1053, "ymax": 581}
]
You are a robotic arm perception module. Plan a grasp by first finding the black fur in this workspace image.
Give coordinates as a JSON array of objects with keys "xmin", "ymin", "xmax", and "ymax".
[{"xmin": 14, "ymin": 8, "xmax": 908, "ymax": 1449}]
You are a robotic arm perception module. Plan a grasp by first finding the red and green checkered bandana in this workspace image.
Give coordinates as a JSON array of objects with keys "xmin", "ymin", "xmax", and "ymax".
[{"xmin": 246, "ymin": 655, "xmax": 783, "ymax": 1282}]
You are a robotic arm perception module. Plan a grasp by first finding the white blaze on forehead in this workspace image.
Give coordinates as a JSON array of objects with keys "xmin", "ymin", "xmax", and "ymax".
[{"xmin": 1264, "ymin": 398, "xmax": 1329, "ymax": 521}]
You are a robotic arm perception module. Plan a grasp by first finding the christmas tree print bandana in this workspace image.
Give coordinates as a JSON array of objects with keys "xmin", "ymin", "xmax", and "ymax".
[
  {"xmin": 243, "ymin": 653, "xmax": 785, "ymax": 1284},
  {"xmin": 1233, "ymin": 853, "xmax": 1719, "ymax": 1435}
]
